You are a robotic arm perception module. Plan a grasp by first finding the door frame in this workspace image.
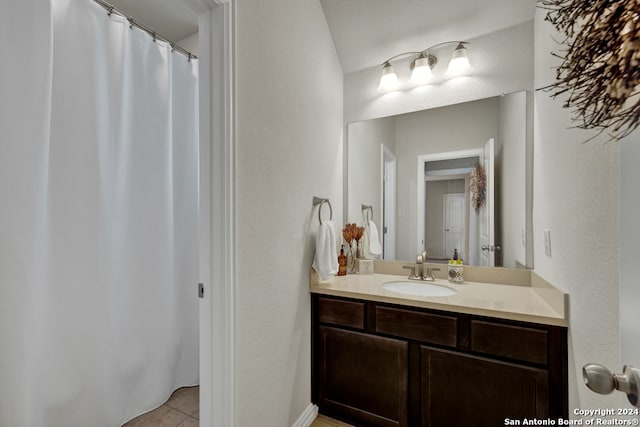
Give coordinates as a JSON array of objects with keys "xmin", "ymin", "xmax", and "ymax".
[
  {"xmin": 191, "ymin": 1, "xmax": 236, "ymax": 426},
  {"xmin": 478, "ymin": 138, "xmax": 495, "ymax": 267},
  {"xmin": 416, "ymin": 148, "xmax": 483, "ymax": 256},
  {"xmin": 382, "ymin": 145, "xmax": 396, "ymax": 260}
]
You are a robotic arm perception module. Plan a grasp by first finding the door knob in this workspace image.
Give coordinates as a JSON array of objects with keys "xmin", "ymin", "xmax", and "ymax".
[{"xmin": 583, "ymin": 363, "xmax": 640, "ymax": 407}]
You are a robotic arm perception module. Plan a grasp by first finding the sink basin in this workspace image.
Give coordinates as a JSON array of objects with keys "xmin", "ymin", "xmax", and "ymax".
[{"xmin": 382, "ymin": 281, "xmax": 458, "ymax": 297}]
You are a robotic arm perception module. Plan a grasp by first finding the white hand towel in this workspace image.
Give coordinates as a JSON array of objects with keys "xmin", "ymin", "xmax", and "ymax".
[
  {"xmin": 367, "ymin": 220, "xmax": 382, "ymax": 256},
  {"xmin": 312, "ymin": 220, "xmax": 338, "ymax": 280}
]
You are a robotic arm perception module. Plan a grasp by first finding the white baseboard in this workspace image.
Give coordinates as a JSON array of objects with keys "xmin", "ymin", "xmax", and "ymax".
[{"xmin": 292, "ymin": 403, "xmax": 319, "ymax": 427}]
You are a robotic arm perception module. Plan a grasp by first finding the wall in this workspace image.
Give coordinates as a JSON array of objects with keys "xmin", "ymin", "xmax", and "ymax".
[
  {"xmin": 394, "ymin": 98, "xmax": 499, "ymax": 261},
  {"xmin": 619, "ymin": 123, "xmax": 640, "ymax": 405},
  {"xmin": 533, "ymin": 9, "xmax": 620, "ymax": 413},
  {"xmin": 344, "ymin": 21, "xmax": 533, "ymax": 124},
  {"xmin": 235, "ymin": 0, "xmax": 343, "ymax": 425},
  {"xmin": 178, "ymin": 32, "xmax": 199, "ymax": 56},
  {"xmin": 347, "ymin": 117, "xmax": 395, "ymax": 228},
  {"xmin": 498, "ymin": 91, "xmax": 527, "ymax": 268}
]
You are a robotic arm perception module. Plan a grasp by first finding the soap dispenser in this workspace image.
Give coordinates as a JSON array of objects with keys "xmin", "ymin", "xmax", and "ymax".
[{"xmin": 448, "ymin": 249, "xmax": 464, "ymax": 283}]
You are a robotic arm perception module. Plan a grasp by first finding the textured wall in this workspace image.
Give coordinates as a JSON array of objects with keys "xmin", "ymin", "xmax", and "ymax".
[
  {"xmin": 533, "ymin": 9, "xmax": 620, "ymax": 413},
  {"xmin": 619, "ymin": 130, "xmax": 640, "ymax": 408},
  {"xmin": 235, "ymin": 0, "xmax": 343, "ymax": 425}
]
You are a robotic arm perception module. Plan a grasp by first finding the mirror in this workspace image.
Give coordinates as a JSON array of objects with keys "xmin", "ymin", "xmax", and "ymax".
[
  {"xmin": 340, "ymin": 3, "xmax": 536, "ymax": 269},
  {"xmin": 347, "ymin": 91, "xmax": 533, "ymax": 268}
]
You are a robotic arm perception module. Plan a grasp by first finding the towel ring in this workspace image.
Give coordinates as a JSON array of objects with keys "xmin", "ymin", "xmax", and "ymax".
[
  {"xmin": 362, "ymin": 204, "xmax": 373, "ymax": 222},
  {"xmin": 313, "ymin": 196, "xmax": 333, "ymax": 224}
]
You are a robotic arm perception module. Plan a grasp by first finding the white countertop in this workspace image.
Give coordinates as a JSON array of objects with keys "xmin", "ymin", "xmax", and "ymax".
[{"xmin": 310, "ymin": 273, "xmax": 568, "ymax": 327}]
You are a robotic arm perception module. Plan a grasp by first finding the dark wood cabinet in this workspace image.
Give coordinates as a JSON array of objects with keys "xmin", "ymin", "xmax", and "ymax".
[
  {"xmin": 311, "ymin": 294, "xmax": 568, "ymax": 427},
  {"xmin": 318, "ymin": 327, "xmax": 408, "ymax": 426},
  {"xmin": 421, "ymin": 347, "xmax": 548, "ymax": 427}
]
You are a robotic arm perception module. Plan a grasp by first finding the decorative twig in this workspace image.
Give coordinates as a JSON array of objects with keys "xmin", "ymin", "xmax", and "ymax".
[
  {"xmin": 538, "ymin": 0, "xmax": 640, "ymax": 142},
  {"xmin": 470, "ymin": 164, "xmax": 486, "ymax": 213}
]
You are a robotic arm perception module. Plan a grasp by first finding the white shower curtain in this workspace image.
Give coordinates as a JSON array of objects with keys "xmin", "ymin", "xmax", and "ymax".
[{"xmin": 0, "ymin": 0, "xmax": 199, "ymax": 426}]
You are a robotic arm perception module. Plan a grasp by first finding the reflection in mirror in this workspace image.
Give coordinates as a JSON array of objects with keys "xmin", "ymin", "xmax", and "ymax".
[
  {"xmin": 347, "ymin": 91, "xmax": 532, "ymax": 268},
  {"xmin": 423, "ymin": 154, "xmax": 481, "ymax": 266}
]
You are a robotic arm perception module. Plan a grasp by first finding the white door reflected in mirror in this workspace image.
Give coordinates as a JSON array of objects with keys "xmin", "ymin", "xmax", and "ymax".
[{"xmin": 444, "ymin": 193, "xmax": 465, "ymax": 260}]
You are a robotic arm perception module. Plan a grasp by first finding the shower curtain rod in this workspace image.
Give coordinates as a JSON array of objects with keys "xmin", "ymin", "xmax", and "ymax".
[{"xmin": 92, "ymin": 0, "xmax": 198, "ymax": 61}]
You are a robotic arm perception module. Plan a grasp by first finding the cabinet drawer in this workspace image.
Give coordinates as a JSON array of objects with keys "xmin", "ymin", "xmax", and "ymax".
[
  {"xmin": 318, "ymin": 297, "xmax": 365, "ymax": 329},
  {"xmin": 375, "ymin": 306, "xmax": 457, "ymax": 347},
  {"xmin": 471, "ymin": 320, "xmax": 548, "ymax": 365}
]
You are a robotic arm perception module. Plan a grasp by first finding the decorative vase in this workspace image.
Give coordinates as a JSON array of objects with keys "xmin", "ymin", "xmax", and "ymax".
[{"xmin": 347, "ymin": 241, "xmax": 358, "ymax": 273}]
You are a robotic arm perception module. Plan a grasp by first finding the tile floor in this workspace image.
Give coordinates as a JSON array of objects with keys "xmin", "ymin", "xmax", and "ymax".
[
  {"xmin": 122, "ymin": 386, "xmax": 199, "ymax": 427},
  {"xmin": 121, "ymin": 388, "xmax": 352, "ymax": 427}
]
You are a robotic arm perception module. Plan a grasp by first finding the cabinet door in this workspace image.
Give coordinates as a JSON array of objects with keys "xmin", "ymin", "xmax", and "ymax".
[
  {"xmin": 318, "ymin": 326, "xmax": 408, "ymax": 426},
  {"xmin": 421, "ymin": 347, "xmax": 548, "ymax": 427}
]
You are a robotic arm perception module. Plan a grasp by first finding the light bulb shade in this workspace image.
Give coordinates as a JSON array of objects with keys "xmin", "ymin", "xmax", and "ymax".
[
  {"xmin": 377, "ymin": 63, "xmax": 399, "ymax": 92},
  {"xmin": 410, "ymin": 56, "xmax": 433, "ymax": 85},
  {"xmin": 447, "ymin": 43, "xmax": 473, "ymax": 77}
]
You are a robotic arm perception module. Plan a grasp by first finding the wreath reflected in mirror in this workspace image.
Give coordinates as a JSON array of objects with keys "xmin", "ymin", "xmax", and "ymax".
[
  {"xmin": 539, "ymin": 0, "xmax": 640, "ymax": 142},
  {"xmin": 470, "ymin": 163, "xmax": 486, "ymax": 213}
]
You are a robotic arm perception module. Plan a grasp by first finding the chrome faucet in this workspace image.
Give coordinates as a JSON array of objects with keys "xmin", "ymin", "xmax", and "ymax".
[
  {"xmin": 403, "ymin": 251, "xmax": 440, "ymax": 281},
  {"xmin": 402, "ymin": 252, "xmax": 424, "ymax": 279}
]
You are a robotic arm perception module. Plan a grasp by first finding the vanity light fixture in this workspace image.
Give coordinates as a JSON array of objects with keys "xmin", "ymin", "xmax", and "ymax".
[
  {"xmin": 377, "ymin": 41, "xmax": 472, "ymax": 93},
  {"xmin": 409, "ymin": 53, "xmax": 435, "ymax": 85},
  {"xmin": 378, "ymin": 62, "xmax": 399, "ymax": 93},
  {"xmin": 446, "ymin": 42, "xmax": 473, "ymax": 77}
]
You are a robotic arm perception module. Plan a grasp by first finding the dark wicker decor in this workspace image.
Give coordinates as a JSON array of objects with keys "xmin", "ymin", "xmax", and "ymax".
[{"xmin": 539, "ymin": 0, "xmax": 640, "ymax": 142}]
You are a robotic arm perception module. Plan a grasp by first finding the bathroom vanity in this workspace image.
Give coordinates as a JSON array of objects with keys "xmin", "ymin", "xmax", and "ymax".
[{"xmin": 310, "ymin": 268, "xmax": 568, "ymax": 427}]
